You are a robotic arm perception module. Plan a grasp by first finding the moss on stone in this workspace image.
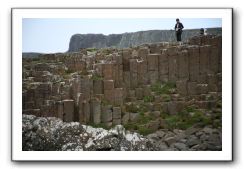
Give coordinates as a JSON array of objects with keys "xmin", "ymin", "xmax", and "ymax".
[
  {"xmin": 150, "ymin": 81, "xmax": 176, "ymax": 95},
  {"xmin": 91, "ymin": 74, "xmax": 103, "ymax": 81},
  {"xmin": 143, "ymin": 95, "xmax": 155, "ymax": 102}
]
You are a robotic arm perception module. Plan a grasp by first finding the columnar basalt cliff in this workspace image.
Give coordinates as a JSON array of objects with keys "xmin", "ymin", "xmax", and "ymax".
[
  {"xmin": 23, "ymin": 34, "xmax": 222, "ymax": 150},
  {"xmin": 68, "ymin": 28, "xmax": 222, "ymax": 52}
]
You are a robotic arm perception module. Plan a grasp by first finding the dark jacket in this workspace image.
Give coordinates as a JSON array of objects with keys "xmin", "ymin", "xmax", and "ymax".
[{"xmin": 175, "ymin": 22, "xmax": 184, "ymax": 33}]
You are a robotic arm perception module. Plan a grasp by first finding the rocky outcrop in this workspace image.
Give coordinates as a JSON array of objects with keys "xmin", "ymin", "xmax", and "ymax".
[
  {"xmin": 23, "ymin": 114, "xmax": 221, "ymax": 151},
  {"xmin": 68, "ymin": 28, "xmax": 222, "ymax": 52},
  {"xmin": 22, "ymin": 114, "xmax": 156, "ymax": 151},
  {"xmin": 147, "ymin": 127, "xmax": 222, "ymax": 151}
]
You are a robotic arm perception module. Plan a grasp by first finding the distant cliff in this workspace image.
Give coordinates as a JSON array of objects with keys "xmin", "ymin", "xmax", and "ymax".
[
  {"xmin": 22, "ymin": 52, "xmax": 42, "ymax": 58},
  {"xmin": 68, "ymin": 28, "xmax": 222, "ymax": 52}
]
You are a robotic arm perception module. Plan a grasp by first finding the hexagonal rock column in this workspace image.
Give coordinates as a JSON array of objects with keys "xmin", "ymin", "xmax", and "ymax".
[
  {"xmin": 63, "ymin": 99, "xmax": 75, "ymax": 122},
  {"xmin": 147, "ymin": 54, "xmax": 159, "ymax": 84},
  {"xmin": 78, "ymin": 93, "xmax": 85, "ymax": 123},
  {"xmin": 138, "ymin": 47, "xmax": 149, "ymax": 60},
  {"xmin": 80, "ymin": 77, "xmax": 92, "ymax": 100},
  {"xmin": 94, "ymin": 63, "xmax": 103, "ymax": 76},
  {"xmin": 167, "ymin": 48, "xmax": 178, "ymax": 82},
  {"xmin": 114, "ymin": 88, "xmax": 124, "ymax": 106},
  {"xmin": 112, "ymin": 107, "xmax": 122, "ymax": 125},
  {"xmin": 93, "ymin": 79, "xmax": 104, "ymax": 94},
  {"xmin": 83, "ymin": 100, "xmax": 91, "ymax": 123},
  {"xmin": 135, "ymin": 87, "xmax": 144, "ymax": 100},
  {"xmin": 90, "ymin": 98, "xmax": 101, "ymax": 124},
  {"xmin": 129, "ymin": 59, "xmax": 138, "ymax": 89},
  {"xmin": 122, "ymin": 49, "xmax": 132, "ymax": 71},
  {"xmin": 103, "ymin": 63, "xmax": 114, "ymax": 80},
  {"xmin": 159, "ymin": 50, "xmax": 169, "ymax": 82},
  {"xmin": 101, "ymin": 105, "xmax": 113, "ymax": 127},
  {"xmin": 188, "ymin": 46, "xmax": 200, "ymax": 82},
  {"xmin": 137, "ymin": 60, "xmax": 148, "ymax": 85},
  {"xmin": 147, "ymin": 54, "xmax": 159, "ymax": 71},
  {"xmin": 199, "ymin": 45, "xmax": 211, "ymax": 82},
  {"xmin": 187, "ymin": 82, "xmax": 198, "ymax": 95},
  {"xmin": 104, "ymin": 80, "xmax": 114, "ymax": 90},
  {"xmin": 207, "ymin": 74, "xmax": 218, "ymax": 92},
  {"xmin": 113, "ymin": 63, "xmax": 124, "ymax": 88},
  {"xmin": 167, "ymin": 101, "xmax": 184, "ymax": 115},
  {"xmin": 209, "ymin": 46, "xmax": 219, "ymax": 74},
  {"xmin": 123, "ymin": 71, "xmax": 131, "ymax": 88},
  {"xmin": 177, "ymin": 50, "xmax": 189, "ymax": 81},
  {"xmin": 104, "ymin": 80, "xmax": 115, "ymax": 105},
  {"xmin": 56, "ymin": 101, "xmax": 64, "ymax": 120},
  {"xmin": 176, "ymin": 80, "xmax": 188, "ymax": 96}
]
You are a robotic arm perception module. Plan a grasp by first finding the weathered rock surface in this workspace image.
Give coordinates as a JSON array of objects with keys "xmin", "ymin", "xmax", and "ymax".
[
  {"xmin": 23, "ymin": 114, "xmax": 221, "ymax": 151},
  {"xmin": 146, "ymin": 127, "xmax": 222, "ymax": 151},
  {"xmin": 22, "ymin": 114, "xmax": 156, "ymax": 151}
]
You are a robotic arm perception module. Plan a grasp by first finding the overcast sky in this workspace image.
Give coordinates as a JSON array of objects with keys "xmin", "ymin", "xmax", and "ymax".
[{"xmin": 22, "ymin": 18, "xmax": 222, "ymax": 53}]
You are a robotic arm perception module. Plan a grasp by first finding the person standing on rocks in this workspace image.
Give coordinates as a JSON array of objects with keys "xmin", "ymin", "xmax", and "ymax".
[
  {"xmin": 200, "ymin": 28, "xmax": 204, "ymax": 35},
  {"xmin": 175, "ymin": 18, "xmax": 184, "ymax": 41}
]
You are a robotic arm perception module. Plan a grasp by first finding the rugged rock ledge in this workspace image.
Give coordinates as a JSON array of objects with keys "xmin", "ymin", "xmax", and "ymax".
[
  {"xmin": 23, "ymin": 114, "xmax": 221, "ymax": 151},
  {"xmin": 22, "ymin": 114, "xmax": 156, "ymax": 151},
  {"xmin": 68, "ymin": 28, "xmax": 222, "ymax": 52}
]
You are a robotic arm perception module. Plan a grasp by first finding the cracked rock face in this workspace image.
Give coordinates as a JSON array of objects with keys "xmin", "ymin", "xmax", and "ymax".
[{"xmin": 22, "ymin": 114, "xmax": 156, "ymax": 151}]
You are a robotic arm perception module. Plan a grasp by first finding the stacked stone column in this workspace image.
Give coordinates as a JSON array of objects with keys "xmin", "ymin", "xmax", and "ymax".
[{"xmin": 147, "ymin": 54, "xmax": 159, "ymax": 84}]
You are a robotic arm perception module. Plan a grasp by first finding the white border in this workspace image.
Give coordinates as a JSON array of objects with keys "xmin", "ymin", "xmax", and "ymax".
[{"xmin": 12, "ymin": 8, "xmax": 232, "ymax": 161}]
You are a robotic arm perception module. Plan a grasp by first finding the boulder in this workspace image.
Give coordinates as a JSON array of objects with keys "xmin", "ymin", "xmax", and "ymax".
[
  {"xmin": 173, "ymin": 142, "xmax": 188, "ymax": 151},
  {"xmin": 186, "ymin": 135, "xmax": 201, "ymax": 147},
  {"xmin": 165, "ymin": 137, "xmax": 176, "ymax": 146},
  {"xmin": 22, "ymin": 114, "xmax": 156, "ymax": 151}
]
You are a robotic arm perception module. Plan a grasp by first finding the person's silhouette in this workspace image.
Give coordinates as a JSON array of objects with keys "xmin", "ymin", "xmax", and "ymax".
[{"xmin": 174, "ymin": 18, "xmax": 184, "ymax": 41}]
